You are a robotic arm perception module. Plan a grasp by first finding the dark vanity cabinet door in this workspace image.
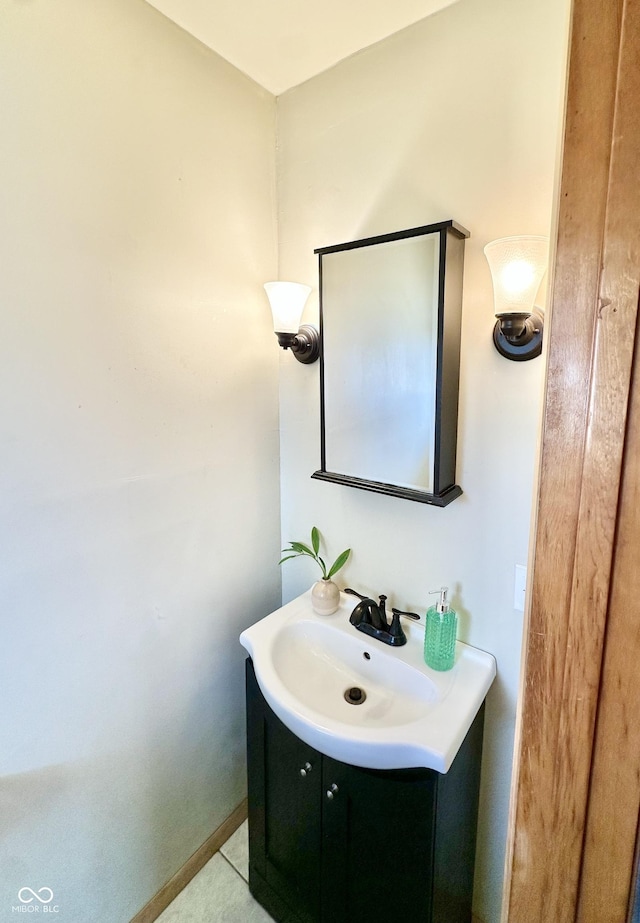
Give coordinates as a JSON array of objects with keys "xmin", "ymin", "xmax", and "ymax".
[
  {"xmin": 320, "ymin": 755, "xmax": 436, "ymax": 923},
  {"xmin": 246, "ymin": 658, "xmax": 484, "ymax": 923},
  {"xmin": 246, "ymin": 662, "xmax": 322, "ymax": 923}
]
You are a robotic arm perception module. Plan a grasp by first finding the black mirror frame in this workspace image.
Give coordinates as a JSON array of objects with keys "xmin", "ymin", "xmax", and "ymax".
[{"xmin": 311, "ymin": 219, "xmax": 469, "ymax": 507}]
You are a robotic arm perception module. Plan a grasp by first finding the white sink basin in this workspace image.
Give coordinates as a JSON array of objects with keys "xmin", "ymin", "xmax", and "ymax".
[{"xmin": 240, "ymin": 590, "xmax": 496, "ymax": 773}]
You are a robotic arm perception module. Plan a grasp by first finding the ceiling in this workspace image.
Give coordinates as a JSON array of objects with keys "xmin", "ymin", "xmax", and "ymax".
[{"xmin": 144, "ymin": 0, "xmax": 461, "ymax": 95}]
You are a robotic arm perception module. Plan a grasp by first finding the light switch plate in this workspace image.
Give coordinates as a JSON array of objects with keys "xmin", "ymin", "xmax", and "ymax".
[{"xmin": 514, "ymin": 565, "xmax": 527, "ymax": 612}]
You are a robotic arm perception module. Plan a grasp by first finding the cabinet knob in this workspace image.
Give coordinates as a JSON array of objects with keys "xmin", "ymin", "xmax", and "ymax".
[
  {"xmin": 299, "ymin": 762, "xmax": 313, "ymax": 777},
  {"xmin": 326, "ymin": 783, "xmax": 339, "ymax": 800}
]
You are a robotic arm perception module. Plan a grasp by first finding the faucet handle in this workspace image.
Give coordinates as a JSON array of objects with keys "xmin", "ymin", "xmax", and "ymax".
[
  {"xmin": 391, "ymin": 608, "xmax": 420, "ymax": 621},
  {"xmin": 344, "ymin": 587, "xmax": 369, "ymax": 600},
  {"xmin": 388, "ymin": 608, "xmax": 420, "ymax": 643}
]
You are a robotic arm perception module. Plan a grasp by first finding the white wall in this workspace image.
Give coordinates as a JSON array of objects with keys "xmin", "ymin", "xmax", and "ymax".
[
  {"xmin": 276, "ymin": 1, "xmax": 569, "ymax": 919},
  {"xmin": 0, "ymin": 2, "xmax": 279, "ymax": 921}
]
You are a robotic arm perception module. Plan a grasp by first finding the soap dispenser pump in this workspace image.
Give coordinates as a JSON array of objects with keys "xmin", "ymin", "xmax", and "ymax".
[{"xmin": 423, "ymin": 586, "xmax": 457, "ymax": 671}]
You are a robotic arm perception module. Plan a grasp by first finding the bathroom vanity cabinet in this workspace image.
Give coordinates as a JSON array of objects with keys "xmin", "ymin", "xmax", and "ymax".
[{"xmin": 245, "ymin": 658, "xmax": 485, "ymax": 923}]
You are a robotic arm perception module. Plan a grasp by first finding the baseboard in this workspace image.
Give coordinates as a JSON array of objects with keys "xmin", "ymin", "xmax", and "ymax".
[{"xmin": 130, "ymin": 798, "xmax": 248, "ymax": 923}]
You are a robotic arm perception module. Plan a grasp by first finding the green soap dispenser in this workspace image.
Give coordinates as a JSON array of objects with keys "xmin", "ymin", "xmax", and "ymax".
[{"xmin": 424, "ymin": 586, "xmax": 457, "ymax": 671}]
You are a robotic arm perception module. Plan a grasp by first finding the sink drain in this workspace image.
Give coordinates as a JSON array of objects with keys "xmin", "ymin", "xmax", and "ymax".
[{"xmin": 344, "ymin": 686, "xmax": 366, "ymax": 705}]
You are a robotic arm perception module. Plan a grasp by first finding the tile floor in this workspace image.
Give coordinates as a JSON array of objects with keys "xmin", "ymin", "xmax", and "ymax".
[
  {"xmin": 156, "ymin": 821, "xmax": 274, "ymax": 922},
  {"xmin": 155, "ymin": 821, "xmax": 484, "ymax": 923}
]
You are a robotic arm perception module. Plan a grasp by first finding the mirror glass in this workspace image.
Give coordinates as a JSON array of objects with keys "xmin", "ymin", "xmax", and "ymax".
[{"xmin": 312, "ymin": 221, "xmax": 468, "ymax": 506}]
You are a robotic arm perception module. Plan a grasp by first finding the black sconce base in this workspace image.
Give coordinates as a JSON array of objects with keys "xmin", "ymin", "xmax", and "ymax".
[
  {"xmin": 493, "ymin": 308, "xmax": 544, "ymax": 361},
  {"xmin": 275, "ymin": 325, "xmax": 319, "ymax": 364}
]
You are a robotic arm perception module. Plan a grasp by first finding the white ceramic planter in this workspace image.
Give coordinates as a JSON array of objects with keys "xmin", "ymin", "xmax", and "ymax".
[{"xmin": 311, "ymin": 578, "xmax": 340, "ymax": 615}]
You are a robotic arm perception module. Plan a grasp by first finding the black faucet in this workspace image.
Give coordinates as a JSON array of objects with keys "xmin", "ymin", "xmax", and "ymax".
[{"xmin": 344, "ymin": 588, "xmax": 420, "ymax": 647}]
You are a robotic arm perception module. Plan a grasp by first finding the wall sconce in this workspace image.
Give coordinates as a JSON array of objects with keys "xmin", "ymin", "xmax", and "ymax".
[
  {"xmin": 264, "ymin": 281, "xmax": 319, "ymax": 364},
  {"xmin": 484, "ymin": 236, "xmax": 548, "ymax": 361}
]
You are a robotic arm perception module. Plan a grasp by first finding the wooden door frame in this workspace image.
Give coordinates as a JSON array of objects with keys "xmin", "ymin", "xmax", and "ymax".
[{"xmin": 504, "ymin": 0, "xmax": 640, "ymax": 920}]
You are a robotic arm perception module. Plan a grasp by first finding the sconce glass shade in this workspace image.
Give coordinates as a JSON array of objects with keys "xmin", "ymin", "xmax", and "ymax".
[
  {"xmin": 264, "ymin": 281, "xmax": 311, "ymax": 334},
  {"xmin": 263, "ymin": 280, "xmax": 319, "ymax": 364},
  {"xmin": 483, "ymin": 236, "xmax": 548, "ymax": 315},
  {"xmin": 484, "ymin": 236, "xmax": 548, "ymax": 361}
]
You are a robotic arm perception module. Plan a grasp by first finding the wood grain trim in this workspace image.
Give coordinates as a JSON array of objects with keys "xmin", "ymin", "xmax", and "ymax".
[
  {"xmin": 504, "ymin": 0, "xmax": 635, "ymax": 919},
  {"xmin": 129, "ymin": 798, "xmax": 248, "ymax": 923},
  {"xmin": 575, "ymin": 2, "xmax": 640, "ymax": 916},
  {"xmin": 576, "ymin": 309, "xmax": 640, "ymax": 923}
]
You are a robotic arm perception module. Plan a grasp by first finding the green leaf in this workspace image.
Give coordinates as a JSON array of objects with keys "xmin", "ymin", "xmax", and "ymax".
[
  {"xmin": 290, "ymin": 541, "xmax": 313, "ymax": 555},
  {"xmin": 327, "ymin": 548, "xmax": 351, "ymax": 579},
  {"xmin": 278, "ymin": 554, "xmax": 301, "ymax": 565},
  {"xmin": 317, "ymin": 555, "xmax": 327, "ymax": 579},
  {"xmin": 311, "ymin": 526, "xmax": 320, "ymax": 555}
]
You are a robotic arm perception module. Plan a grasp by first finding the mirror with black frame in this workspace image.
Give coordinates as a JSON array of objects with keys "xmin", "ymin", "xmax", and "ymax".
[{"xmin": 312, "ymin": 220, "xmax": 469, "ymax": 507}]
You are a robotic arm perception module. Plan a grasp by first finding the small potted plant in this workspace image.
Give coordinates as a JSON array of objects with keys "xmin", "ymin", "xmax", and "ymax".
[{"xmin": 279, "ymin": 526, "xmax": 351, "ymax": 615}]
